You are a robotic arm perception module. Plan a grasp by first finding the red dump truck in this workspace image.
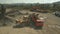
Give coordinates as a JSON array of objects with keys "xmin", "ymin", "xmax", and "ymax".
[
  {"xmin": 35, "ymin": 19, "xmax": 45, "ymax": 29},
  {"xmin": 31, "ymin": 15, "xmax": 45, "ymax": 29}
]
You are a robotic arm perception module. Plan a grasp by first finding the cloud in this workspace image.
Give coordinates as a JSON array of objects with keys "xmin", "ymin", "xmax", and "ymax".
[{"xmin": 0, "ymin": 0, "xmax": 60, "ymax": 4}]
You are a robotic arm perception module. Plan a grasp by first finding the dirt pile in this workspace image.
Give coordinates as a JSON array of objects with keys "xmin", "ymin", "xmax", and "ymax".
[
  {"xmin": 6, "ymin": 9, "xmax": 22, "ymax": 17},
  {"xmin": 0, "ymin": 9, "xmax": 23, "ymax": 26}
]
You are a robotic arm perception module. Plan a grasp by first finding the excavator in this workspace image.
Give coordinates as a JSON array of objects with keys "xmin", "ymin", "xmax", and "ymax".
[{"xmin": 30, "ymin": 6, "xmax": 48, "ymax": 13}]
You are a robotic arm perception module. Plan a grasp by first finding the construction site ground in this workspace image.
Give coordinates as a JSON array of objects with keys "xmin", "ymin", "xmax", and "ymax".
[{"xmin": 0, "ymin": 9, "xmax": 60, "ymax": 34}]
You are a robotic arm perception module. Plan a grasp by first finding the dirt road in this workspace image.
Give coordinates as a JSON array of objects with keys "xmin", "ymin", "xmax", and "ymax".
[{"xmin": 0, "ymin": 10, "xmax": 60, "ymax": 34}]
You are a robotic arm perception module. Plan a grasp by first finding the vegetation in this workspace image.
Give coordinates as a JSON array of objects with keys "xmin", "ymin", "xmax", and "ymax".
[{"xmin": 0, "ymin": 1, "xmax": 60, "ymax": 12}]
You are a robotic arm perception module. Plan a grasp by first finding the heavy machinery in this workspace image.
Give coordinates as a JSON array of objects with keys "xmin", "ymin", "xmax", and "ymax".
[
  {"xmin": 30, "ymin": 6, "xmax": 40, "ymax": 11},
  {"xmin": 30, "ymin": 6, "xmax": 48, "ymax": 13},
  {"xmin": 14, "ymin": 15, "xmax": 45, "ymax": 29},
  {"xmin": 55, "ymin": 11, "xmax": 60, "ymax": 17},
  {"xmin": 31, "ymin": 15, "xmax": 45, "ymax": 29}
]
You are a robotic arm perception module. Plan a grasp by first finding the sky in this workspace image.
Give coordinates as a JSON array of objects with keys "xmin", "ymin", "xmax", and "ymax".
[{"xmin": 0, "ymin": 0, "xmax": 60, "ymax": 4}]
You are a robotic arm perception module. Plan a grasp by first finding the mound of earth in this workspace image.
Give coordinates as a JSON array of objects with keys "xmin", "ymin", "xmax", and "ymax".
[
  {"xmin": 0, "ymin": 16, "xmax": 15, "ymax": 26},
  {"xmin": 6, "ymin": 10, "xmax": 22, "ymax": 17}
]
